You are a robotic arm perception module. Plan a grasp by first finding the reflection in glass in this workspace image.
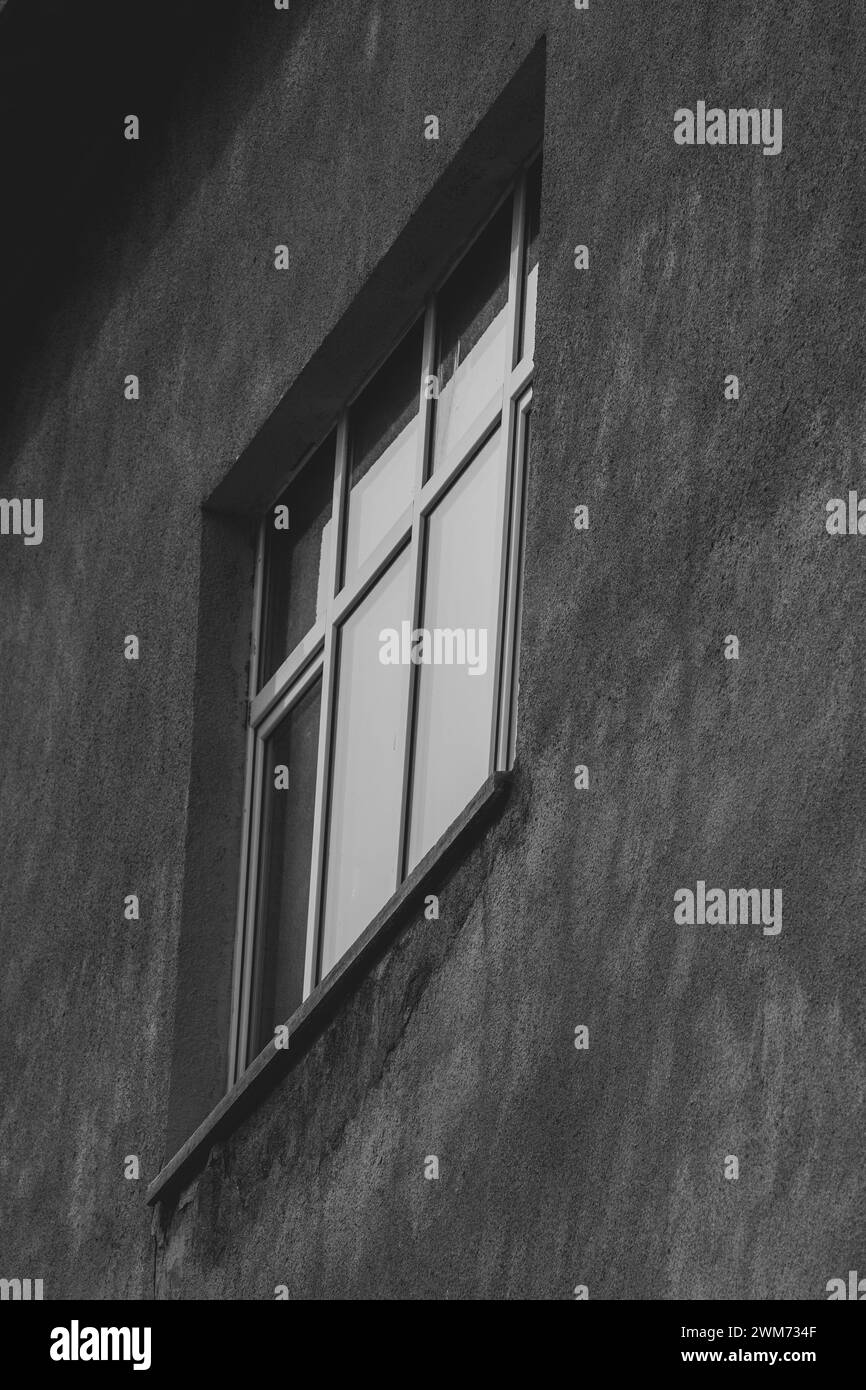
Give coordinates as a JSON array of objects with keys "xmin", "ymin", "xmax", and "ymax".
[
  {"xmin": 259, "ymin": 436, "xmax": 334, "ymax": 688},
  {"xmin": 433, "ymin": 200, "xmax": 511, "ymax": 468},
  {"xmin": 320, "ymin": 547, "xmax": 413, "ymax": 975},
  {"xmin": 344, "ymin": 319, "xmax": 423, "ymax": 583},
  {"xmin": 407, "ymin": 430, "xmax": 505, "ymax": 869},
  {"xmin": 250, "ymin": 678, "xmax": 322, "ymax": 1055},
  {"xmin": 520, "ymin": 155, "xmax": 543, "ymax": 364}
]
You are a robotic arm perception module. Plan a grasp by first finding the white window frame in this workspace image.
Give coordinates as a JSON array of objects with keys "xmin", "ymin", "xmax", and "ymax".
[{"xmin": 228, "ymin": 154, "xmax": 539, "ymax": 1085}]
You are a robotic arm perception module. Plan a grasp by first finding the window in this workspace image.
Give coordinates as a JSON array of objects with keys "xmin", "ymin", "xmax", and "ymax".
[{"xmin": 228, "ymin": 153, "xmax": 541, "ymax": 1083}]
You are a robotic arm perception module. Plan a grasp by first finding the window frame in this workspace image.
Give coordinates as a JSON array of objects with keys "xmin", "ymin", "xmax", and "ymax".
[{"xmin": 228, "ymin": 153, "xmax": 539, "ymax": 1086}]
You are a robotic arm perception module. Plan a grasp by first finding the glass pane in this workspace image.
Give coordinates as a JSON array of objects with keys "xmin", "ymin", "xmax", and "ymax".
[
  {"xmin": 250, "ymin": 677, "xmax": 322, "ymax": 1055},
  {"xmin": 407, "ymin": 429, "xmax": 506, "ymax": 869},
  {"xmin": 259, "ymin": 436, "xmax": 334, "ymax": 688},
  {"xmin": 433, "ymin": 200, "xmax": 511, "ymax": 469},
  {"xmin": 343, "ymin": 319, "xmax": 423, "ymax": 584},
  {"xmin": 520, "ymin": 155, "xmax": 542, "ymax": 363},
  {"xmin": 321, "ymin": 547, "xmax": 413, "ymax": 976}
]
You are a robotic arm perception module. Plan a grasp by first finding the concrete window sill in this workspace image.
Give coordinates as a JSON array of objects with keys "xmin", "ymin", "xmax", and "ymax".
[{"xmin": 146, "ymin": 770, "xmax": 512, "ymax": 1207}]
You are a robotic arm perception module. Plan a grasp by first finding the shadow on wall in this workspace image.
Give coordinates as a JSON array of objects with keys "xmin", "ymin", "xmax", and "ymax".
[{"xmin": 0, "ymin": 0, "xmax": 303, "ymax": 464}]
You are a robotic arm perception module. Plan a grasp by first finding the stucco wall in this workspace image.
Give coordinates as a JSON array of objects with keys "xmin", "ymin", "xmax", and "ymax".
[{"xmin": 1, "ymin": 0, "xmax": 863, "ymax": 1300}]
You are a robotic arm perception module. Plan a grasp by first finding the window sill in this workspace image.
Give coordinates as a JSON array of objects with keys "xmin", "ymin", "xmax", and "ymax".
[{"xmin": 146, "ymin": 770, "xmax": 512, "ymax": 1207}]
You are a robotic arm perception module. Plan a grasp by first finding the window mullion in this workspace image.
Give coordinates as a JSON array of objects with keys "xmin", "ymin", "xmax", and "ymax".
[
  {"xmin": 507, "ymin": 170, "xmax": 528, "ymax": 373},
  {"xmin": 395, "ymin": 299, "xmax": 437, "ymax": 883},
  {"xmin": 489, "ymin": 174, "xmax": 529, "ymax": 774},
  {"xmin": 417, "ymin": 397, "xmax": 502, "ymax": 518},
  {"xmin": 235, "ymin": 732, "xmax": 266, "ymax": 1077},
  {"xmin": 228, "ymin": 520, "xmax": 267, "ymax": 1086},
  {"xmin": 330, "ymin": 507, "xmax": 413, "ymax": 626},
  {"xmin": 418, "ymin": 297, "xmax": 437, "ymax": 488},
  {"xmin": 249, "ymin": 622, "xmax": 325, "ymax": 730},
  {"xmin": 507, "ymin": 354, "xmax": 535, "ymax": 407},
  {"xmin": 301, "ymin": 412, "xmax": 349, "ymax": 999},
  {"xmin": 496, "ymin": 389, "xmax": 532, "ymax": 770}
]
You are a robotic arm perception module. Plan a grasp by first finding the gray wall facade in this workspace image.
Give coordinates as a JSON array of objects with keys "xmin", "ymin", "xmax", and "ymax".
[{"xmin": 0, "ymin": 0, "xmax": 863, "ymax": 1300}]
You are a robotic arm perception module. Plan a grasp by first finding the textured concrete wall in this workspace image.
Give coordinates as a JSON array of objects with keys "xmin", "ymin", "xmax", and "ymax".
[{"xmin": 1, "ymin": 0, "xmax": 864, "ymax": 1300}]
